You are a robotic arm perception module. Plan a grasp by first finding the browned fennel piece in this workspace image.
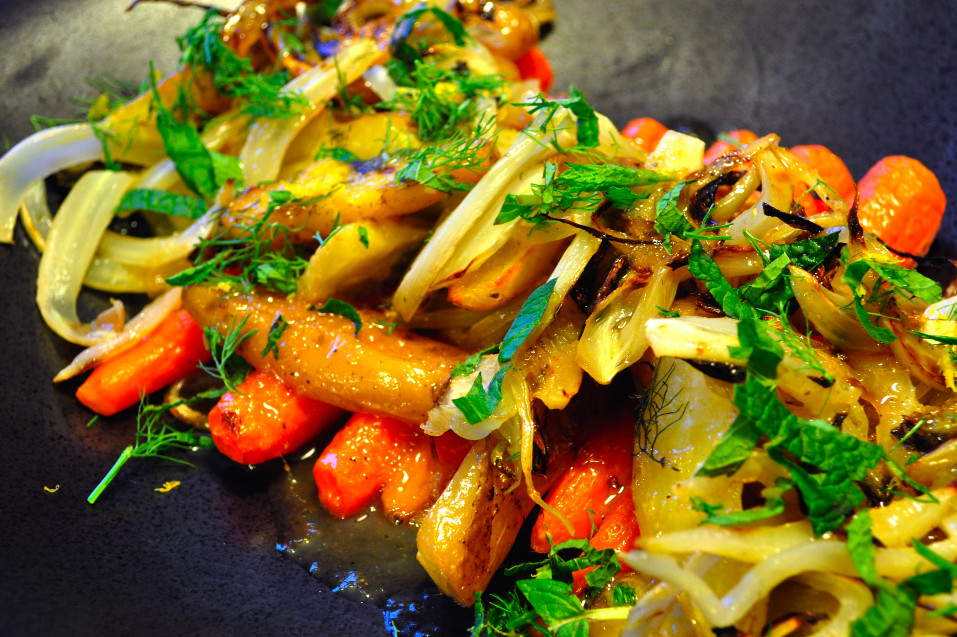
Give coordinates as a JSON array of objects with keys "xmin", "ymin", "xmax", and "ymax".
[
  {"xmin": 182, "ymin": 284, "xmax": 466, "ymax": 423},
  {"xmin": 416, "ymin": 431, "xmax": 575, "ymax": 606}
]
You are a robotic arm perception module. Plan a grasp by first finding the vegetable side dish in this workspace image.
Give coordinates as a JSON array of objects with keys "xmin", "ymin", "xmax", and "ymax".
[{"xmin": 1, "ymin": 1, "xmax": 955, "ymax": 635}]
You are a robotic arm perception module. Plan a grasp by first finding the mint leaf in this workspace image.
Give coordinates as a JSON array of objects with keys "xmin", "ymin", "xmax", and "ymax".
[
  {"xmin": 115, "ymin": 188, "xmax": 207, "ymax": 219},
  {"xmin": 847, "ymin": 510, "xmax": 955, "ymax": 637},
  {"xmin": 499, "ymin": 278, "xmax": 557, "ymax": 363},
  {"xmin": 515, "ymin": 579, "xmax": 584, "ymax": 627},
  {"xmin": 654, "ymin": 181, "xmax": 695, "ymax": 254},
  {"xmin": 451, "ymin": 345, "xmax": 500, "ymax": 377},
  {"xmin": 771, "ymin": 232, "xmax": 841, "ymax": 271},
  {"xmin": 556, "ymin": 162, "xmax": 669, "ymax": 191},
  {"xmin": 843, "ymin": 259, "xmax": 899, "ymax": 343},
  {"xmin": 695, "ymin": 416, "xmax": 762, "ymax": 477},
  {"xmin": 452, "ymin": 367, "xmax": 508, "ymax": 425},
  {"xmin": 688, "ymin": 239, "xmax": 755, "ymax": 319},
  {"xmin": 693, "ymin": 477, "xmax": 793, "ymax": 526},
  {"xmin": 313, "ymin": 299, "xmax": 362, "ymax": 336}
]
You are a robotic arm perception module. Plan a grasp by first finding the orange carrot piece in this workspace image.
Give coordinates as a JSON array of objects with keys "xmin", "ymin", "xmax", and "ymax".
[
  {"xmin": 530, "ymin": 412, "xmax": 634, "ymax": 553},
  {"xmin": 703, "ymin": 129, "xmax": 758, "ymax": 166},
  {"xmin": 313, "ymin": 413, "xmax": 436, "ymax": 519},
  {"xmin": 790, "ymin": 144, "xmax": 856, "ymax": 203},
  {"xmin": 75, "ymin": 309, "xmax": 210, "ymax": 416},
  {"xmin": 857, "ymin": 155, "xmax": 947, "ymax": 257},
  {"xmin": 433, "ymin": 430, "xmax": 474, "ymax": 482},
  {"xmin": 514, "ymin": 46, "xmax": 554, "ymax": 93},
  {"xmin": 621, "ymin": 117, "xmax": 668, "ymax": 153},
  {"xmin": 571, "ymin": 486, "xmax": 640, "ymax": 595},
  {"xmin": 207, "ymin": 369, "xmax": 345, "ymax": 465}
]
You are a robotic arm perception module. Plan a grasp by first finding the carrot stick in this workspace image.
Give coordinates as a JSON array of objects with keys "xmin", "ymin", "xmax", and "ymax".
[
  {"xmin": 313, "ymin": 413, "xmax": 438, "ymax": 519},
  {"xmin": 621, "ymin": 117, "xmax": 668, "ymax": 153},
  {"xmin": 571, "ymin": 486, "xmax": 640, "ymax": 595},
  {"xmin": 530, "ymin": 411, "xmax": 634, "ymax": 553},
  {"xmin": 75, "ymin": 309, "xmax": 210, "ymax": 416},
  {"xmin": 207, "ymin": 369, "xmax": 345, "ymax": 465},
  {"xmin": 857, "ymin": 155, "xmax": 947, "ymax": 258},
  {"xmin": 514, "ymin": 46, "xmax": 554, "ymax": 93}
]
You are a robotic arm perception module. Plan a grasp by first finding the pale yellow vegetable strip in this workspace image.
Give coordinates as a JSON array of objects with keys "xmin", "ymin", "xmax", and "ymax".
[
  {"xmin": 296, "ymin": 218, "xmax": 429, "ymax": 304},
  {"xmin": 393, "ymin": 108, "xmax": 576, "ymax": 321},
  {"xmin": 0, "ymin": 123, "xmax": 104, "ymax": 243},
  {"xmin": 36, "ymin": 170, "xmax": 135, "ymax": 345},
  {"xmin": 239, "ymin": 38, "xmax": 381, "ymax": 185},
  {"xmin": 54, "ymin": 287, "xmax": 183, "ymax": 382}
]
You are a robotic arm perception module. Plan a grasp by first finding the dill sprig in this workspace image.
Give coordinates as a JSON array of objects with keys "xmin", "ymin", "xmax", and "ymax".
[
  {"xmin": 201, "ymin": 316, "xmax": 255, "ymax": 394},
  {"xmin": 177, "ymin": 9, "xmax": 307, "ymax": 120},
  {"xmin": 384, "ymin": 59, "xmax": 504, "ymax": 143},
  {"xmin": 395, "ymin": 116, "xmax": 497, "ymax": 193},
  {"xmin": 166, "ymin": 196, "xmax": 311, "ymax": 295},
  {"xmin": 86, "ymin": 394, "xmax": 217, "ymax": 504},
  {"xmin": 634, "ymin": 361, "xmax": 688, "ymax": 470}
]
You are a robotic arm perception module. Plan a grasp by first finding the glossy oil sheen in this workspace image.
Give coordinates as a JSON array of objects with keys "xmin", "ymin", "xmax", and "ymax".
[
  {"xmin": 1, "ymin": 1, "xmax": 956, "ymax": 635},
  {"xmin": 269, "ymin": 448, "xmax": 472, "ymax": 634}
]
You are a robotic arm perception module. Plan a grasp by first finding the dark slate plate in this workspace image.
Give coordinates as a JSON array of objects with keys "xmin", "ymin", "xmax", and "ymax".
[{"xmin": 1, "ymin": 1, "xmax": 955, "ymax": 636}]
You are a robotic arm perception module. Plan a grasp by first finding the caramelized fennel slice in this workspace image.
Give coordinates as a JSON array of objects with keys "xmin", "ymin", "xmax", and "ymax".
[
  {"xmin": 182, "ymin": 284, "xmax": 465, "ymax": 422},
  {"xmin": 416, "ymin": 432, "xmax": 574, "ymax": 606}
]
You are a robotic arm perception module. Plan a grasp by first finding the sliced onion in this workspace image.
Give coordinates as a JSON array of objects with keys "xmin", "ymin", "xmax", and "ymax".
[
  {"xmin": 394, "ymin": 108, "xmax": 577, "ymax": 320},
  {"xmin": 36, "ymin": 170, "xmax": 135, "ymax": 345},
  {"xmin": 21, "ymin": 178, "xmax": 215, "ymax": 290},
  {"xmin": 0, "ymin": 123, "xmax": 104, "ymax": 243},
  {"xmin": 54, "ymin": 287, "xmax": 182, "ymax": 381},
  {"xmin": 789, "ymin": 266, "xmax": 880, "ymax": 350},
  {"xmin": 239, "ymin": 38, "xmax": 382, "ymax": 185}
]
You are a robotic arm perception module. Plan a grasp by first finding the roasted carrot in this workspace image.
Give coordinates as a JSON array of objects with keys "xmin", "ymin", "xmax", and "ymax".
[
  {"xmin": 789, "ymin": 144, "xmax": 856, "ymax": 215},
  {"xmin": 207, "ymin": 369, "xmax": 345, "ymax": 465},
  {"xmin": 857, "ymin": 155, "xmax": 947, "ymax": 257},
  {"xmin": 514, "ymin": 46, "xmax": 554, "ymax": 93},
  {"xmin": 313, "ymin": 413, "xmax": 438, "ymax": 519},
  {"xmin": 530, "ymin": 411, "xmax": 634, "ymax": 553},
  {"xmin": 76, "ymin": 309, "xmax": 210, "ymax": 416},
  {"xmin": 571, "ymin": 486, "xmax": 640, "ymax": 595},
  {"xmin": 621, "ymin": 117, "xmax": 668, "ymax": 153},
  {"xmin": 702, "ymin": 129, "xmax": 758, "ymax": 166}
]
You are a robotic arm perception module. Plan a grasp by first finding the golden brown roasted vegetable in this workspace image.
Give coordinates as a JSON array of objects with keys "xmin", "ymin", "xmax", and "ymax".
[
  {"xmin": 183, "ymin": 284, "xmax": 466, "ymax": 422},
  {"xmin": 416, "ymin": 429, "xmax": 574, "ymax": 606}
]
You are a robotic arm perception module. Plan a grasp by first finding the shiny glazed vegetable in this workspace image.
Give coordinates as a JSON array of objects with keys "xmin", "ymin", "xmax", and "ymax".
[{"xmin": 3, "ymin": 1, "xmax": 957, "ymax": 636}]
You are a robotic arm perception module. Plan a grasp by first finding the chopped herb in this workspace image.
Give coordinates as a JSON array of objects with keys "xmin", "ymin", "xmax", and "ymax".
[
  {"xmin": 841, "ymin": 249, "xmax": 944, "ymax": 344},
  {"xmin": 453, "ymin": 366, "xmax": 508, "ymax": 425},
  {"xmin": 177, "ymin": 9, "xmax": 307, "ymax": 120},
  {"xmin": 499, "ymin": 278, "xmax": 557, "ymax": 363},
  {"xmin": 166, "ymin": 204, "xmax": 310, "ymax": 295},
  {"xmin": 634, "ymin": 360, "xmax": 689, "ymax": 469},
  {"xmin": 847, "ymin": 510, "xmax": 955, "ymax": 637},
  {"xmin": 517, "ymin": 88, "xmax": 600, "ymax": 148},
  {"xmin": 451, "ymin": 345, "xmax": 500, "ymax": 377},
  {"xmin": 202, "ymin": 316, "xmax": 255, "ymax": 394},
  {"xmin": 86, "ymin": 393, "xmax": 217, "ymax": 504},
  {"xmin": 313, "ymin": 298, "xmax": 362, "ymax": 336},
  {"xmin": 115, "ymin": 188, "xmax": 208, "ymax": 219},
  {"xmin": 149, "ymin": 66, "xmax": 242, "ymax": 199},
  {"xmin": 472, "ymin": 539, "xmax": 632, "ymax": 636},
  {"xmin": 687, "ymin": 239, "xmax": 755, "ymax": 320},
  {"xmin": 653, "ymin": 180, "xmax": 696, "ymax": 254},
  {"xmin": 357, "ymin": 225, "xmax": 370, "ymax": 248},
  {"xmin": 692, "ymin": 477, "xmax": 793, "ymax": 526},
  {"xmin": 261, "ymin": 314, "xmax": 288, "ymax": 360}
]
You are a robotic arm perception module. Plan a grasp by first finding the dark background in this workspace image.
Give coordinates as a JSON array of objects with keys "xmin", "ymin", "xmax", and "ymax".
[{"xmin": 1, "ymin": 1, "xmax": 955, "ymax": 635}]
